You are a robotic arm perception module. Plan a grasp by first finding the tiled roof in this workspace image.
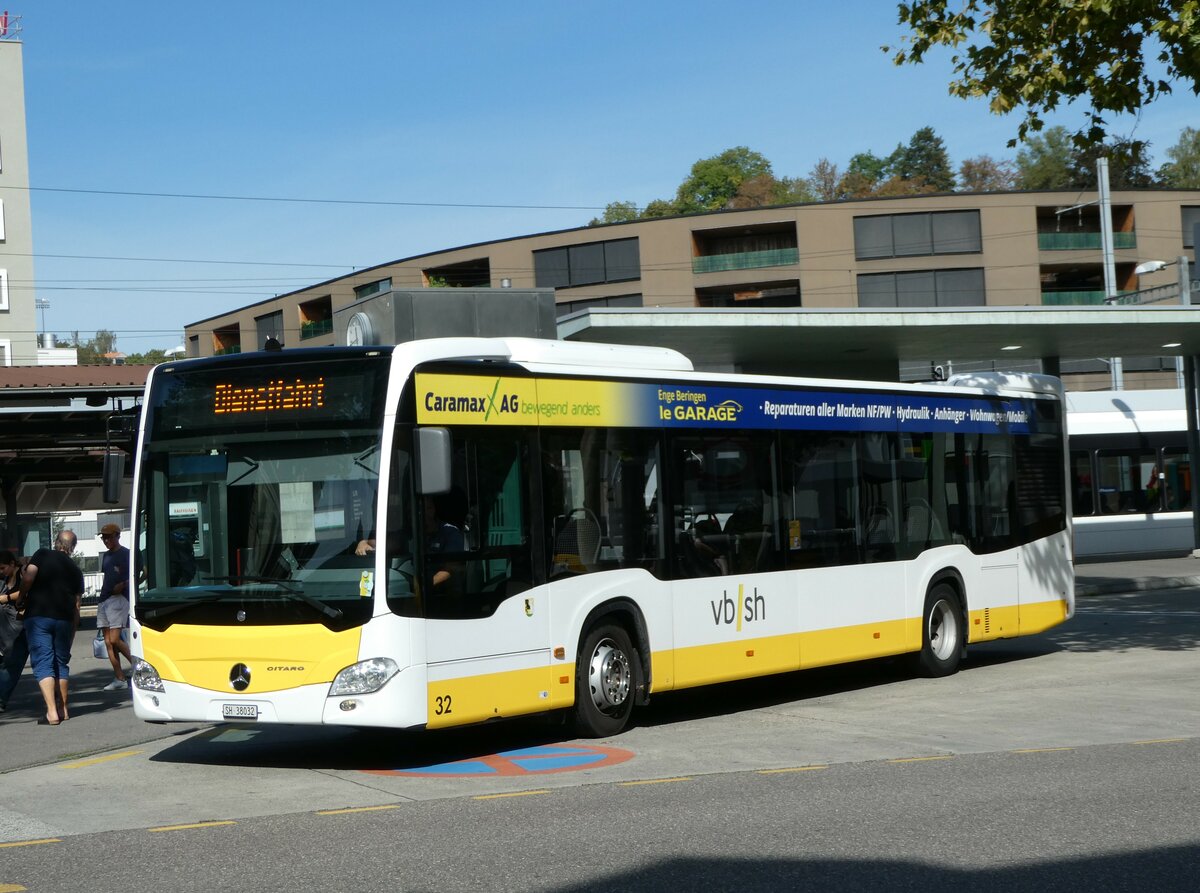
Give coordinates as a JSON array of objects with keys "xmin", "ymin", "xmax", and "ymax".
[{"xmin": 0, "ymin": 364, "xmax": 153, "ymax": 391}]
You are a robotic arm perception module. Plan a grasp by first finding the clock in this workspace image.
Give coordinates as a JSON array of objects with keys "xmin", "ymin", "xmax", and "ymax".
[{"xmin": 346, "ymin": 312, "xmax": 377, "ymax": 347}]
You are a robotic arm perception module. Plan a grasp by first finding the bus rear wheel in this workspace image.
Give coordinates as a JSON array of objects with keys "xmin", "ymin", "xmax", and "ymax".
[
  {"xmin": 574, "ymin": 624, "xmax": 636, "ymax": 738},
  {"xmin": 917, "ymin": 583, "xmax": 963, "ymax": 677}
]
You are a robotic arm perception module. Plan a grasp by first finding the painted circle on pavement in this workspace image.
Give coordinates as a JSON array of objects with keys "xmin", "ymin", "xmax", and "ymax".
[{"xmin": 363, "ymin": 744, "xmax": 634, "ymax": 777}]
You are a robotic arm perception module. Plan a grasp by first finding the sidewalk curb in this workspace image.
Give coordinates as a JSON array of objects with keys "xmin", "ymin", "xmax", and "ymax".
[{"xmin": 1075, "ymin": 575, "xmax": 1200, "ymax": 597}]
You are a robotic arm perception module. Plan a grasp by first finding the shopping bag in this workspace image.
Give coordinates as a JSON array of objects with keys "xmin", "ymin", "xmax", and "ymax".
[{"xmin": 93, "ymin": 630, "xmax": 107, "ymax": 659}]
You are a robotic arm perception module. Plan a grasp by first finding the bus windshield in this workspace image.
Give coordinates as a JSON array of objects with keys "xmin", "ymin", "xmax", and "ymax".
[{"xmin": 134, "ymin": 354, "xmax": 393, "ymax": 624}]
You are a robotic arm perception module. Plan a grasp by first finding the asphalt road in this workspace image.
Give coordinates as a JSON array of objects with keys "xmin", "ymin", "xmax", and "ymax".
[{"xmin": 1, "ymin": 587, "xmax": 1197, "ymax": 891}]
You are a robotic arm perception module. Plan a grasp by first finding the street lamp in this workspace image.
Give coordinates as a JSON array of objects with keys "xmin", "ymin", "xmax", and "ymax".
[{"xmin": 1133, "ymin": 256, "xmax": 1192, "ymax": 305}]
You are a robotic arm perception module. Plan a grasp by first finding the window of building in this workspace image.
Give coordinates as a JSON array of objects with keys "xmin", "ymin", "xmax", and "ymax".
[
  {"xmin": 0, "ymin": 198, "xmax": 5, "ymax": 241},
  {"xmin": 857, "ymin": 268, "xmax": 986, "ymax": 307},
  {"xmin": 0, "ymin": 268, "xmax": 8, "ymax": 311},
  {"xmin": 853, "ymin": 210, "xmax": 981, "ymax": 260},
  {"xmin": 298, "ymin": 296, "xmax": 333, "ymax": 340},
  {"xmin": 555, "ymin": 294, "xmax": 643, "ymax": 317},
  {"xmin": 255, "ymin": 310, "xmax": 284, "ymax": 349},
  {"xmin": 354, "ymin": 278, "xmax": 392, "ymax": 300},
  {"xmin": 0, "ymin": 339, "xmax": 9, "ymax": 366},
  {"xmin": 533, "ymin": 238, "xmax": 640, "ymax": 289},
  {"xmin": 1182, "ymin": 206, "xmax": 1200, "ymax": 249},
  {"xmin": 213, "ymin": 324, "xmax": 241, "ymax": 356},
  {"xmin": 187, "ymin": 334, "xmax": 199, "ymax": 358}
]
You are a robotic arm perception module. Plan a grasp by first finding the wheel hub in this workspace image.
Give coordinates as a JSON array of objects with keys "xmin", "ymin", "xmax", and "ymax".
[{"xmin": 588, "ymin": 639, "xmax": 631, "ymax": 711}]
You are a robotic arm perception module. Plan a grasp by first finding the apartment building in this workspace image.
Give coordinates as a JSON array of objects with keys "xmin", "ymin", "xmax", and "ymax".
[
  {"xmin": 185, "ymin": 188, "xmax": 1200, "ymax": 386},
  {"xmin": 0, "ymin": 34, "xmax": 39, "ymax": 366}
]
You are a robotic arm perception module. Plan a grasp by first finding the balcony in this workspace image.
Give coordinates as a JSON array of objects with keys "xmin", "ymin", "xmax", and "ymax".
[
  {"xmin": 1041, "ymin": 291, "xmax": 1139, "ymax": 306},
  {"xmin": 692, "ymin": 247, "xmax": 800, "ymax": 275},
  {"xmin": 1037, "ymin": 232, "xmax": 1137, "ymax": 251},
  {"xmin": 300, "ymin": 318, "xmax": 333, "ymax": 340}
]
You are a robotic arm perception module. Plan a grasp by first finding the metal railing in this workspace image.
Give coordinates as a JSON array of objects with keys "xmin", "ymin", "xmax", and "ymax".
[{"xmin": 1037, "ymin": 232, "xmax": 1137, "ymax": 250}]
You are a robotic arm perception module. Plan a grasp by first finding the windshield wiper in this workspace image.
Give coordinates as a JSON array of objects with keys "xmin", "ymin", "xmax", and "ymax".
[
  {"xmin": 144, "ymin": 591, "xmax": 236, "ymax": 621},
  {"xmin": 200, "ymin": 575, "xmax": 343, "ymax": 620}
]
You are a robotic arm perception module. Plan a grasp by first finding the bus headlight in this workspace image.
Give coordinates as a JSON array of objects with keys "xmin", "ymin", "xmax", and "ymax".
[
  {"xmin": 132, "ymin": 658, "xmax": 166, "ymax": 693},
  {"xmin": 330, "ymin": 658, "xmax": 399, "ymax": 696}
]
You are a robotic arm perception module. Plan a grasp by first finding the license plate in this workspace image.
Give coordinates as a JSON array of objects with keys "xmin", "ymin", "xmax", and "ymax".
[{"xmin": 222, "ymin": 704, "xmax": 258, "ymax": 720}]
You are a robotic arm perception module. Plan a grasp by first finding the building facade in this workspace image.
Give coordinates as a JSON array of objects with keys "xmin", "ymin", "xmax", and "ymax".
[
  {"xmin": 185, "ymin": 189, "xmax": 1200, "ymax": 386},
  {"xmin": 0, "ymin": 35, "xmax": 39, "ymax": 367}
]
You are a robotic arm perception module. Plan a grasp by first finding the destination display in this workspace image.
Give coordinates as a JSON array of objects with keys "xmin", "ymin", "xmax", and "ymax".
[
  {"xmin": 150, "ymin": 358, "xmax": 390, "ymax": 438},
  {"xmin": 415, "ymin": 374, "xmax": 1048, "ymax": 435}
]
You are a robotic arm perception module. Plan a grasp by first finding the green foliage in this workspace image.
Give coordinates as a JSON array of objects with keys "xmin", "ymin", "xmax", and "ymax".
[
  {"xmin": 125, "ymin": 348, "xmax": 170, "ymax": 365},
  {"xmin": 889, "ymin": 1, "xmax": 1200, "ymax": 147},
  {"xmin": 891, "ymin": 126, "xmax": 956, "ymax": 191},
  {"xmin": 65, "ymin": 329, "xmax": 118, "ymax": 364},
  {"xmin": 675, "ymin": 147, "xmax": 774, "ymax": 213},
  {"xmin": 1159, "ymin": 127, "xmax": 1200, "ymax": 187},
  {"xmin": 1015, "ymin": 126, "xmax": 1076, "ymax": 189},
  {"xmin": 588, "ymin": 201, "xmax": 642, "ymax": 226},
  {"xmin": 958, "ymin": 155, "xmax": 1016, "ymax": 192}
]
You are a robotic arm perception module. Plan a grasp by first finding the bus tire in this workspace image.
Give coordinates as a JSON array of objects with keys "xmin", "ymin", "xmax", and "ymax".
[
  {"xmin": 917, "ymin": 583, "xmax": 963, "ymax": 678},
  {"xmin": 574, "ymin": 623, "xmax": 636, "ymax": 738}
]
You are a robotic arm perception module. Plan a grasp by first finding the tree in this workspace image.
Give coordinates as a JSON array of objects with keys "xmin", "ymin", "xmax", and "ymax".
[
  {"xmin": 640, "ymin": 198, "xmax": 678, "ymax": 218},
  {"xmin": 1159, "ymin": 127, "xmax": 1200, "ymax": 187},
  {"xmin": 958, "ymin": 155, "xmax": 1016, "ymax": 192},
  {"xmin": 1015, "ymin": 126, "xmax": 1076, "ymax": 189},
  {"xmin": 125, "ymin": 348, "xmax": 170, "ymax": 365},
  {"xmin": 1068, "ymin": 137, "xmax": 1155, "ymax": 188},
  {"xmin": 66, "ymin": 329, "xmax": 119, "ymax": 364},
  {"xmin": 806, "ymin": 158, "xmax": 842, "ymax": 201},
  {"xmin": 589, "ymin": 200, "xmax": 641, "ymax": 226},
  {"xmin": 889, "ymin": 1, "xmax": 1200, "ymax": 146},
  {"xmin": 891, "ymin": 126, "xmax": 956, "ymax": 192},
  {"xmin": 674, "ymin": 147, "xmax": 774, "ymax": 213}
]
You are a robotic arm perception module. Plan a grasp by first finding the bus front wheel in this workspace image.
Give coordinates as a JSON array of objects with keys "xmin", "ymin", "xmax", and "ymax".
[
  {"xmin": 574, "ymin": 624, "xmax": 636, "ymax": 737},
  {"xmin": 917, "ymin": 583, "xmax": 963, "ymax": 677}
]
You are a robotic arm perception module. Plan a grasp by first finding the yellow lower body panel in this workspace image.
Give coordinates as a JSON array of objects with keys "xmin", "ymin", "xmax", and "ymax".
[
  {"xmin": 426, "ymin": 665, "xmax": 565, "ymax": 729},
  {"xmin": 1020, "ymin": 598, "xmax": 1070, "ymax": 636},
  {"xmin": 141, "ymin": 623, "xmax": 361, "ymax": 694},
  {"xmin": 967, "ymin": 605, "xmax": 1020, "ymax": 643}
]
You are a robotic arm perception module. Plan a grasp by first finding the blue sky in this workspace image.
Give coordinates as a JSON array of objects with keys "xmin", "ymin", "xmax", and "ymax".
[{"xmin": 12, "ymin": 1, "xmax": 1198, "ymax": 354}]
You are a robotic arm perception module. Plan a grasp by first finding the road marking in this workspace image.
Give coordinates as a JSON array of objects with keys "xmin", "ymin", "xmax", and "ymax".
[
  {"xmin": 317, "ymin": 805, "xmax": 401, "ymax": 816},
  {"xmin": 1013, "ymin": 747, "xmax": 1074, "ymax": 754},
  {"xmin": 473, "ymin": 790, "xmax": 551, "ymax": 800},
  {"xmin": 618, "ymin": 777, "xmax": 692, "ymax": 786},
  {"xmin": 61, "ymin": 750, "xmax": 143, "ymax": 769},
  {"xmin": 0, "ymin": 883, "xmax": 28, "ymax": 892},
  {"xmin": 148, "ymin": 821, "xmax": 236, "ymax": 833},
  {"xmin": 1133, "ymin": 737, "xmax": 1189, "ymax": 746},
  {"xmin": 758, "ymin": 765, "xmax": 829, "ymax": 774},
  {"xmin": 0, "ymin": 840, "xmax": 59, "ymax": 849},
  {"xmin": 888, "ymin": 755, "xmax": 954, "ymax": 763}
]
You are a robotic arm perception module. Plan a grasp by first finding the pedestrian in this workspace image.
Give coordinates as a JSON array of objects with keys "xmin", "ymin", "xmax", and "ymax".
[
  {"xmin": 13, "ymin": 531, "xmax": 83, "ymax": 725},
  {"xmin": 0, "ymin": 550, "xmax": 27, "ymax": 712},
  {"xmin": 97, "ymin": 523, "xmax": 134, "ymax": 691}
]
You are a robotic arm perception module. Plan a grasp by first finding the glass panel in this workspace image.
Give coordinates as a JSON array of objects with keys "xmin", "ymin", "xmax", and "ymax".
[
  {"xmin": 853, "ymin": 216, "xmax": 894, "ymax": 259},
  {"xmin": 1162, "ymin": 449, "xmax": 1193, "ymax": 511},
  {"xmin": 1096, "ymin": 450, "xmax": 1158, "ymax": 514},
  {"xmin": 898, "ymin": 432, "xmax": 951, "ymax": 556},
  {"xmin": 935, "ymin": 268, "xmax": 985, "ymax": 306},
  {"xmin": 1070, "ymin": 450, "xmax": 1095, "ymax": 516},
  {"xmin": 603, "ymin": 238, "xmax": 641, "ymax": 282},
  {"xmin": 896, "ymin": 270, "xmax": 937, "ymax": 307},
  {"xmin": 932, "ymin": 210, "xmax": 982, "ymax": 254},
  {"xmin": 543, "ymin": 429, "xmax": 663, "ymax": 579},
  {"xmin": 892, "ymin": 213, "xmax": 933, "ymax": 256},
  {"xmin": 861, "ymin": 432, "xmax": 901, "ymax": 562},
  {"xmin": 1181, "ymin": 207, "xmax": 1200, "ymax": 249},
  {"xmin": 857, "ymin": 272, "xmax": 896, "ymax": 307},
  {"xmin": 669, "ymin": 433, "xmax": 778, "ymax": 578},
  {"xmin": 782, "ymin": 432, "xmax": 860, "ymax": 569},
  {"xmin": 533, "ymin": 247, "xmax": 570, "ymax": 288},
  {"xmin": 568, "ymin": 243, "xmax": 606, "ymax": 286}
]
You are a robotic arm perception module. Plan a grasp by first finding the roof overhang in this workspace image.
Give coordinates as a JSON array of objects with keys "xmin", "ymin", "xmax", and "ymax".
[{"xmin": 557, "ymin": 306, "xmax": 1200, "ymax": 376}]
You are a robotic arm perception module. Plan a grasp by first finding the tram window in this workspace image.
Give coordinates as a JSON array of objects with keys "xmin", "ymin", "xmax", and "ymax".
[
  {"xmin": 1161, "ymin": 449, "xmax": 1191, "ymax": 511},
  {"xmin": 1070, "ymin": 451, "xmax": 1095, "ymax": 516},
  {"xmin": 1096, "ymin": 450, "xmax": 1159, "ymax": 514}
]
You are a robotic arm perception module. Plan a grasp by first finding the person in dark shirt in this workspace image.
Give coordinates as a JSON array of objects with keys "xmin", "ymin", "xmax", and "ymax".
[{"xmin": 14, "ymin": 531, "xmax": 84, "ymax": 725}]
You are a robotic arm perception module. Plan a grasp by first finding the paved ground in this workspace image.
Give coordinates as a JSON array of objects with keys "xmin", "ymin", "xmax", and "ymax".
[{"xmin": 1075, "ymin": 552, "xmax": 1200, "ymax": 595}]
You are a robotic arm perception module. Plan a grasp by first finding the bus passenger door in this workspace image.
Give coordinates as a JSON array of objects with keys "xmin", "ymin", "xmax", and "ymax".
[{"xmin": 421, "ymin": 428, "xmax": 547, "ymax": 727}]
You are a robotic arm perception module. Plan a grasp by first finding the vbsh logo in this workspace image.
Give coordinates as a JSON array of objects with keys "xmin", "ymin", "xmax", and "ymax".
[{"xmin": 709, "ymin": 584, "xmax": 765, "ymax": 632}]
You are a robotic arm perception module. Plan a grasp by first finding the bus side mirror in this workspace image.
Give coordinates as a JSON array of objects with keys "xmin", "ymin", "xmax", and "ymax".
[
  {"xmin": 102, "ymin": 451, "xmax": 126, "ymax": 504},
  {"xmin": 416, "ymin": 427, "xmax": 452, "ymax": 495}
]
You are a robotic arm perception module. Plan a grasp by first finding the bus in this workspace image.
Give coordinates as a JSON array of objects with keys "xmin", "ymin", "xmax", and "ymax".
[
  {"xmin": 1067, "ymin": 389, "xmax": 1195, "ymax": 559},
  {"xmin": 127, "ymin": 338, "xmax": 1073, "ymax": 736}
]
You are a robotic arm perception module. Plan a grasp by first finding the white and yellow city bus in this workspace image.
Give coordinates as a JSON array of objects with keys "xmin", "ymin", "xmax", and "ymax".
[{"xmin": 129, "ymin": 337, "xmax": 1073, "ymax": 736}]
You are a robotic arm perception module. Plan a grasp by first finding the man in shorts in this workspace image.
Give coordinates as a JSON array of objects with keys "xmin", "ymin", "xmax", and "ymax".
[{"xmin": 97, "ymin": 523, "xmax": 134, "ymax": 692}]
